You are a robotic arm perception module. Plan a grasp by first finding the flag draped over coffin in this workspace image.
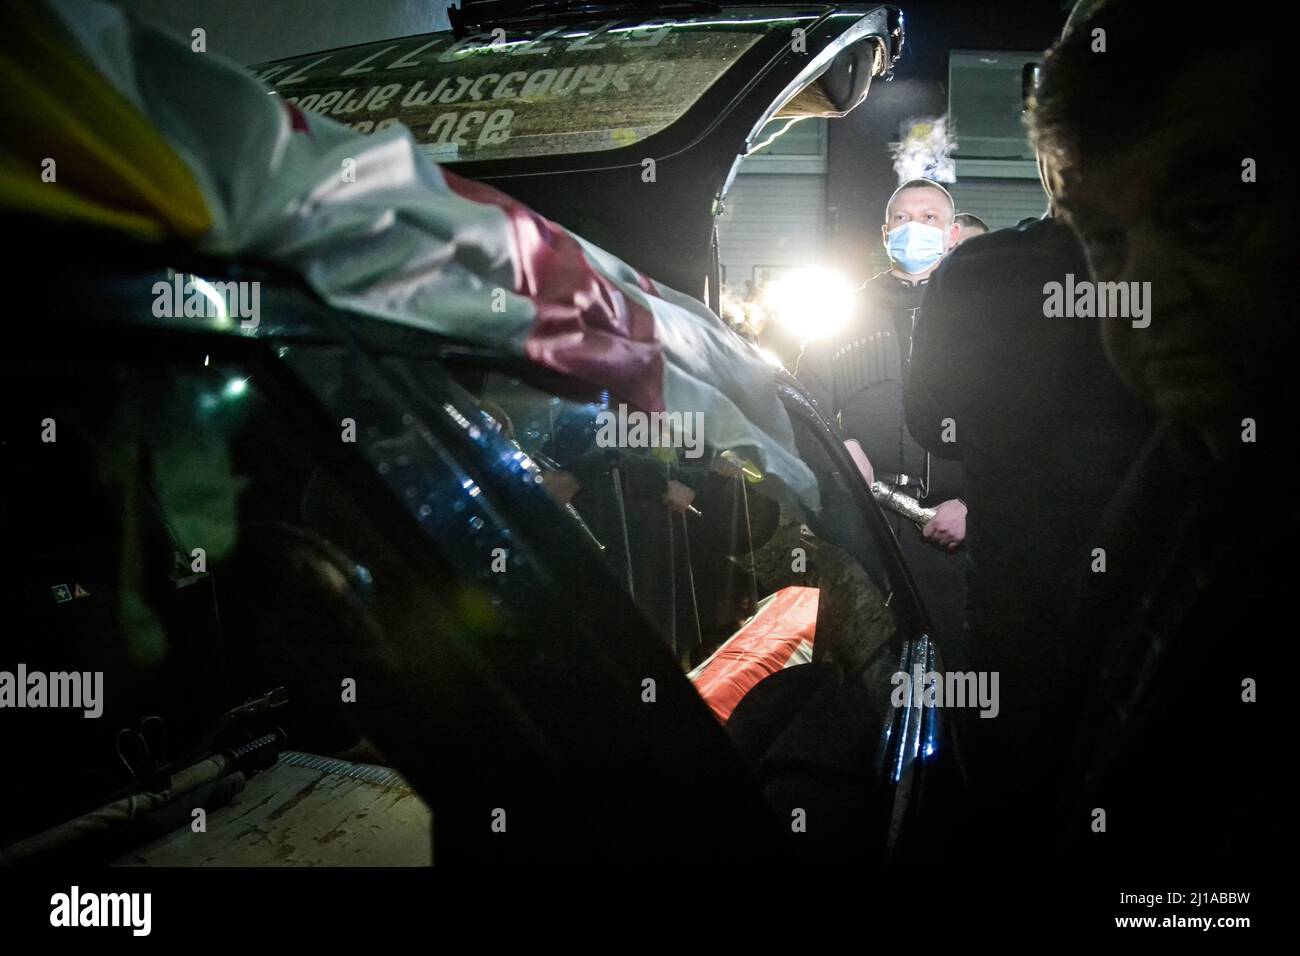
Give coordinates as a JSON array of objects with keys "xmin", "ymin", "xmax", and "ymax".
[{"xmin": 0, "ymin": 0, "xmax": 820, "ymax": 511}]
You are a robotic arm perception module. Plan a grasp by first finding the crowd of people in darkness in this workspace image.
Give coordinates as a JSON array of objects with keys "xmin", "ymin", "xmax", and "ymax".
[{"xmin": 784, "ymin": 0, "xmax": 1279, "ymax": 866}]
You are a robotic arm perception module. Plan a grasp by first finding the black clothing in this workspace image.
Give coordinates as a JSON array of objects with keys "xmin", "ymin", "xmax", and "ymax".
[
  {"xmin": 800, "ymin": 272, "xmax": 961, "ymax": 503},
  {"xmin": 907, "ymin": 218, "xmax": 1151, "ymax": 645},
  {"xmin": 798, "ymin": 272, "xmax": 966, "ymax": 656},
  {"xmin": 727, "ymin": 663, "xmax": 891, "ymax": 863},
  {"xmin": 904, "ymin": 218, "xmax": 1153, "ymax": 854},
  {"xmin": 1058, "ymin": 423, "xmax": 1273, "ymax": 867}
]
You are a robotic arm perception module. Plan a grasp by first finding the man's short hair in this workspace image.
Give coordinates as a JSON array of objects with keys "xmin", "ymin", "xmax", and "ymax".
[
  {"xmin": 885, "ymin": 179, "xmax": 955, "ymax": 221},
  {"xmin": 954, "ymin": 213, "xmax": 988, "ymax": 232},
  {"xmin": 1028, "ymin": 0, "xmax": 1278, "ymax": 171}
]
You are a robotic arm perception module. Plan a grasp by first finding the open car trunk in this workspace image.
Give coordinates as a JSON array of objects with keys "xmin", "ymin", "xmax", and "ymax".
[{"xmin": 251, "ymin": 1, "xmax": 903, "ymax": 307}]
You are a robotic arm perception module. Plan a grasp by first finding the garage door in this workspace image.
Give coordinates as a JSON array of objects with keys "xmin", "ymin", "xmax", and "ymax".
[
  {"xmin": 949, "ymin": 177, "xmax": 1048, "ymax": 230},
  {"xmin": 717, "ymin": 173, "xmax": 826, "ymax": 294}
]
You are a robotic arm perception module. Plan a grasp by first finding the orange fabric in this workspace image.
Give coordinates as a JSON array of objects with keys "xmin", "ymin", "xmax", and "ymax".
[{"xmin": 691, "ymin": 586, "xmax": 819, "ymax": 724}]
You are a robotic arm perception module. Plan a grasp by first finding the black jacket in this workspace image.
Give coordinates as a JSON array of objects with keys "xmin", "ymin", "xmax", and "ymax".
[
  {"xmin": 798, "ymin": 271, "xmax": 961, "ymax": 505},
  {"xmin": 905, "ymin": 218, "xmax": 1152, "ymax": 641},
  {"xmin": 902, "ymin": 218, "xmax": 1153, "ymax": 856},
  {"xmin": 1059, "ymin": 422, "xmax": 1274, "ymax": 866}
]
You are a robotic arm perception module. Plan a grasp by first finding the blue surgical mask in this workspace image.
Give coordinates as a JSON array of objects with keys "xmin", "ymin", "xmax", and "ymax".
[{"xmin": 887, "ymin": 221, "xmax": 948, "ymax": 274}]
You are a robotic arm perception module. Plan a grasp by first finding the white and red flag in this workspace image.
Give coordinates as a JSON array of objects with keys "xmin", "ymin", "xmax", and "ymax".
[{"xmin": 10, "ymin": 0, "xmax": 820, "ymax": 511}]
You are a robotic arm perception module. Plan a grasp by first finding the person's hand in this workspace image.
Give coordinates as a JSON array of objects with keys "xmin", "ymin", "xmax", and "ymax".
[
  {"xmin": 541, "ymin": 469, "xmax": 581, "ymax": 506},
  {"xmin": 843, "ymin": 439, "xmax": 874, "ymax": 486},
  {"xmin": 712, "ymin": 450, "xmax": 744, "ymax": 479},
  {"xmin": 922, "ymin": 498, "xmax": 967, "ymax": 552},
  {"xmin": 663, "ymin": 479, "xmax": 697, "ymax": 514}
]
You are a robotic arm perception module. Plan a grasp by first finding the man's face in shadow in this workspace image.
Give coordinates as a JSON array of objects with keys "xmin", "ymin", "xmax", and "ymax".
[
  {"xmin": 1054, "ymin": 51, "xmax": 1286, "ymax": 427},
  {"xmin": 954, "ymin": 222, "xmax": 986, "ymax": 246}
]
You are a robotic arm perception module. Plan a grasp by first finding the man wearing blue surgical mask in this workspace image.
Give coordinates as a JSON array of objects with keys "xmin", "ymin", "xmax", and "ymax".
[
  {"xmin": 797, "ymin": 178, "xmax": 967, "ymax": 662},
  {"xmin": 881, "ymin": 179, "xmax": 961, "ymax": 279}
]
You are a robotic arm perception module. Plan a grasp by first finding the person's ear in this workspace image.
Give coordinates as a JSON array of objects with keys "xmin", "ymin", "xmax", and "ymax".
[
  {"xmin": 946, "ymin": 222, "xmax": 960, "ymax": 249},
  {"xmin": 881, "ymin": 223, "xmax": 890, "ymax": 248}
]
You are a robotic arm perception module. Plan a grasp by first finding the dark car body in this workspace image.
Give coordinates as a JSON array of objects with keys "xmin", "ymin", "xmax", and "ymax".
[
  {"xmin": 0, "ymin": 2, "xmax": 956, "ymax": 866},
  {"xmin": 250, "ymin": 1, "xmax": 904, "ymax": 307}
]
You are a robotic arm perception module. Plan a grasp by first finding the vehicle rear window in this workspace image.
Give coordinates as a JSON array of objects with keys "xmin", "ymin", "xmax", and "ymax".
[
  {"xmin": 250, "ymin": 10, "xmax": 815, "ymax": 163},
  {"xmin": 429, "ymin": 366, "xmax": 903, "ymax": 674}
]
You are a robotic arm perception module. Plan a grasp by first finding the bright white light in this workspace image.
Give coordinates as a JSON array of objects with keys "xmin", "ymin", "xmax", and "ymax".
[
  {"xmin": 223, "ymin": 377, "xmax": 248, "ymax": 398},
  {"xmin": 761, "ymin": 268, "xmax": 855, "ymax": 341},
  {"xmin": 191, "ymin": 277, "xmax": 228, "ymax": 322}
]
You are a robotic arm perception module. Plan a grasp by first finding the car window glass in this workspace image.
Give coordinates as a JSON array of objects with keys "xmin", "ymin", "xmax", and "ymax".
[
  {"xmin": 0, "ymin": 351, "xmax": 433, "ymax": 843},
  {"xmin": 469, "ymin": 369, "xmax": 902, "ymax": 671},
  {"xmin": 251, "ymin": 11, "xmax": 808, "ymax": 163}
]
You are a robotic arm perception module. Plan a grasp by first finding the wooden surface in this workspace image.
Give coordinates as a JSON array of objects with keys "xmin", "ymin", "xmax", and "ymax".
[{"xmin": 114, "ymin": 752, "xmax": 432, "ymax": 866}]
